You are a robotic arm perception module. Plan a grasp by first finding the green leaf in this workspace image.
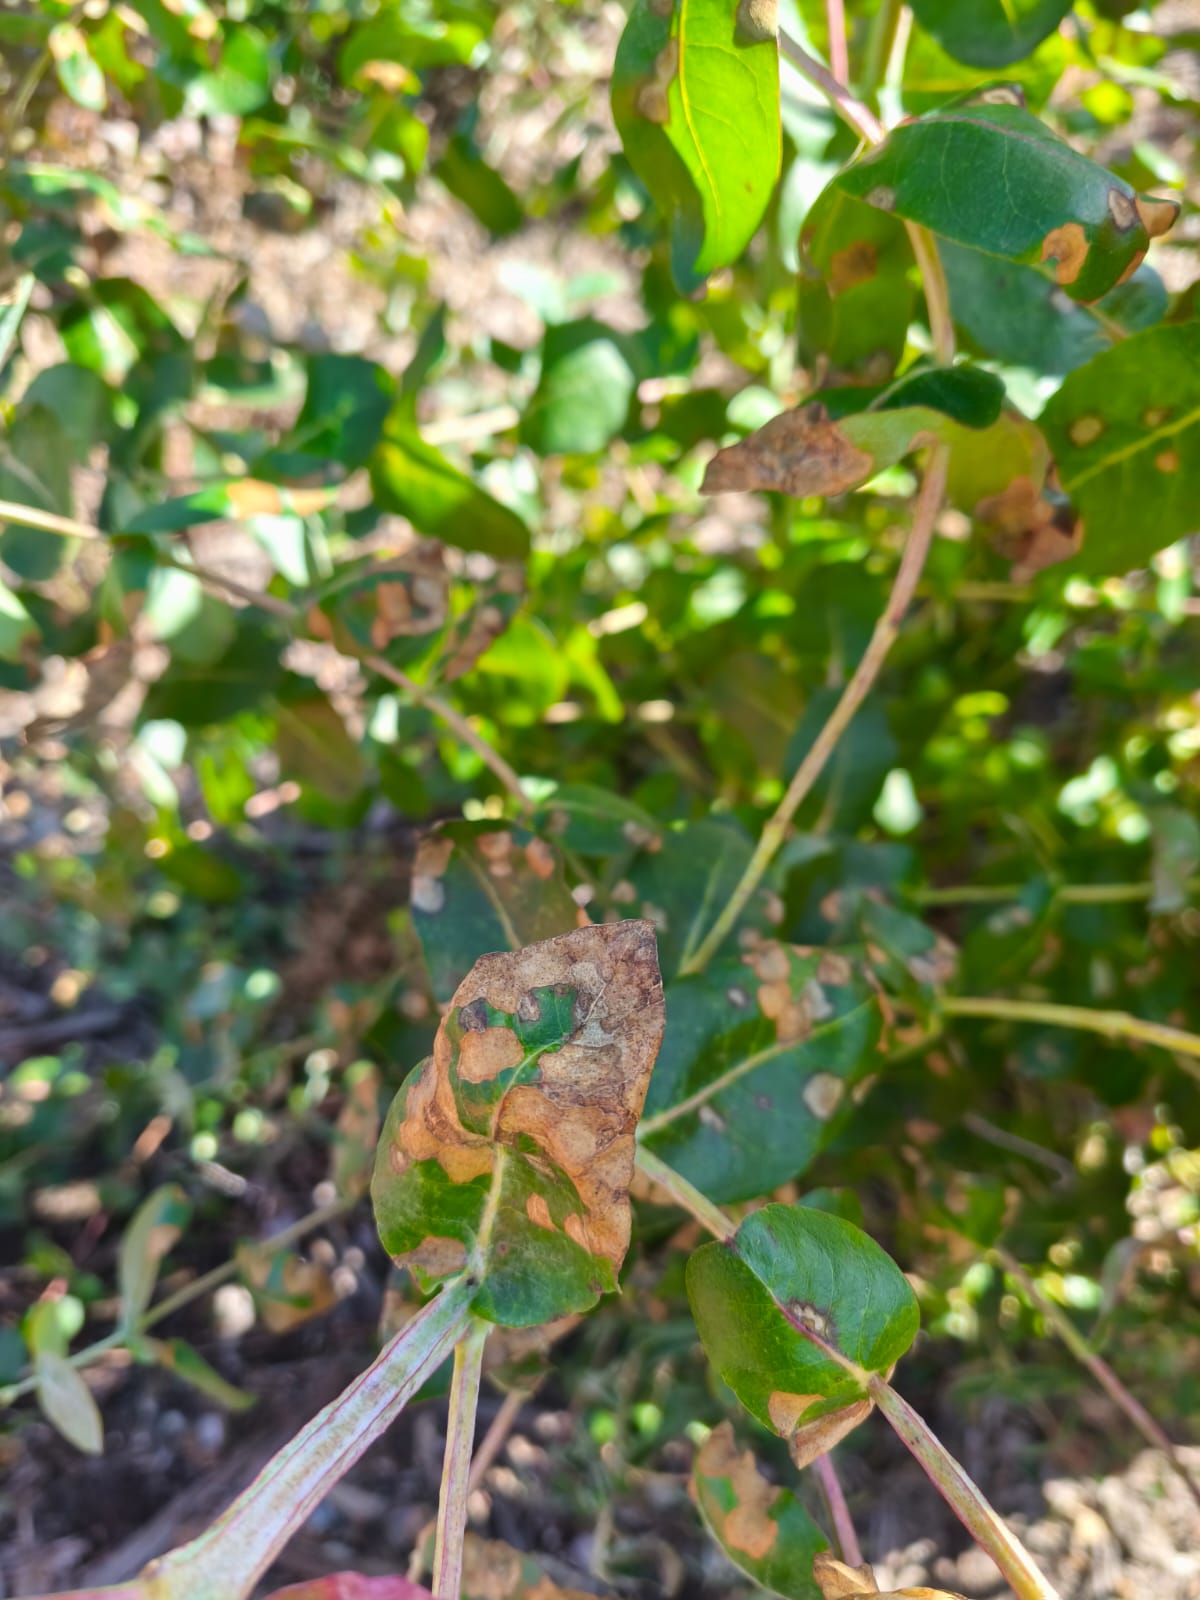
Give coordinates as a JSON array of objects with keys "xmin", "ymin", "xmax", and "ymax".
[
  {"xmin": 275, "ymin": 691, "xmax": 368, "ymax": 806},
  {"xmin": 0, "ymin": 582, "xmax": 37, "ymax": 663},
  {"xmin": 692, "ymin": 1422, "xmax": 828, "ymax": 1600},
  {"xmin": 536, "ymin": 784, "xmax": 664, "ymax": 858},
  {"xmin": 36, "ymin": 1352, "xmax": 104, "ymax": 1455},
  {"xmin": 372, "ymin": 920, "xmax": 665, "ymax": 1327},
  {"xmin": 612, "ymin": 0, "xmax": 781, "ymax": 286},
  {"xmin": 833, "ymin": 100, "xmax": 1179, "ymax": 304},
  {"xmin": 1038, "ymin": 323, "xmax": 1200, "ymax": 575},
  {"xmin": 265, "ymin": 355, "xmax": 394, "ymax": 476},
  {"xmin": 146, "ymin": 1337, "xmax": 257, "ymax": 1411},
  {"xmin": 798, "ymin": 190, "xmax": 915, "ymax": 384},
  {"xmin": 118, "ymin": 1184, "xmax": 191, "ymax": 1329},
  {"xmin": 640, "ymin": 943, "xmax": 880, "ymax": 1204},
  {"xmin": 943, "ymin": 243, "xmax": 1167, "ymax": 375},
  {"xmin": 140, "ymin": 611, "xmax": 283, "ymax": 725},
  {"xmin": 435, "ymin": 135, "xmax": 524, "ymax": 236},
  {"xmin": 124, "ymin": 480, "xmax": 335, "ymax": 536},
  {"xmin": 909, "ymin": 0, "xmax": 1073, "ymax": 68},
  {"xmin": 686, "ymin": 1204, "xmax": 919, "ymax": 1455},
  {"xmin": 371, "ymin": 410, "xmax": 531, "ymax": 561},
  {"xmin": 410, "ymin": 823, "xmax": 580, "ymax": 1005},
  {"xmin": 520, "ymin": 319, "xmax": 637, "ymax": 457},
  {"xmin": 186, "ymin": 25, "xmax": 272, "ymax": 116},
  {"xmin": 50, "ymin": 22, "xmax": 107, "ymax": 110},
  {"xmin": 0, "ymin": 273, "xmax": 34, "ymax": 371},
  {"xmin": 703, "ymin": 367, "xmax": 1003, "ymax": 500}
]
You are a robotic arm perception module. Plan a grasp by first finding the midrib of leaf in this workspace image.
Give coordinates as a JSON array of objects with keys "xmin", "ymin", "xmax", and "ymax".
[
  {"xmin": 1063, "ymin": 402, "xmax": 1200, "ymax": 493},
  {"xmin": 458, "ymin": 846, "xmax": 523, "ymax": 952},
  {"xmin": 638, "ymin": 994, "xmax": 876, "ymax": 1135},
  {"xmin": 675, "ymin": 1, "xmax": 724, "ymax": 248},
  {"xmin": 748, "ymin": 1256, "xmax": 870, "ymax": 1386}
]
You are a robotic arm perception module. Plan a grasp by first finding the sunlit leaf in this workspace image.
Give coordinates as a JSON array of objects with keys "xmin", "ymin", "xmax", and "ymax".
[
  {"xmin": 36, "ymin": 1351, "xmax": 104, "ymax": 1455},
  {"xmin": 118, "ymin": 1183, "xmax": 191, "ymax": 1329}
]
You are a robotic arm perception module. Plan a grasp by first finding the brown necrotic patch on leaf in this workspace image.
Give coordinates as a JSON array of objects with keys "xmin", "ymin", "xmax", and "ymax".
[
  {"xmin": 458, "ymin": 1026, "xmax": 527, "ymax": 1085},
  {"xmin": 431, "ymin": 921, "xmax": 663, "ymax": 1272},
  {"xmin": 1156, "ymin": 449, "xmax": 1181, "ymax": 473},
  {"xmin": 635, "ymin": 38, "xmax": 678, "ymax": 124},
  {"xmin": 802, "ymin": 1072, "xmax": 844, "ymax": 1119},
  {"xmin": 702, "ymin": 405, "xmax": 875, "ymax": 499},
  {"xmin": 694, "ymin": 1422, "xmax": 782, "ymax": 1560},
  {"xmin": 1106, "ymin": 189, "xmax": 1138, "ymax": 232},
  {"xmin": 1069, "ymin": 415, "xmax": 1105, "ymax": 446},
  {"xmin": 737, "ymin": 0, "xmax": 778, "ymax": 42},
  {"xmin": 1136, "ymin": 195, "xmax": 1180, "ymax": 239},
  {"xmin": 1040, "ymin": 222, "xmax": 1088, "ymax": 286},
  {"xmin": 828, "ymin": 240, "xmax": 878, "ymax": 294},
  {"xmin": 786, "ymin": 1398, "xmax": 873, "ymax": 1469},
  {"xmin": 814, "ymin": 1554, "xmax": 966, "ymax": 1600}
]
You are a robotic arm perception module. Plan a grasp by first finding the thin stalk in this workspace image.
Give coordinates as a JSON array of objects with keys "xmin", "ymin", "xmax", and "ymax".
[
  {"xmin": 779, "ymin": 31, "xmax": 884, "ymax": 144},
  {"xmin": 943, "ymin": 995, "xmax": 1200, "ymax": 1083},
  {"xmin": 146, "ymin": 1277, "xmax": 475, "ymax": 1600},
  {"xmin": 812, "ymin": 1452, "xmax": 863, "ymax": 1566},
  {"xmin": 634, "ymin": 1145, "xmax": 733, "ymax": 1241},
  {"xmin": 992, "ymin": 1247, "xmax": 1200, "ymax": 1514},
  {"xmin": 918, "ymin": 878, "xmax": 1198, "ymax": 907},
  {"xmin": 860, "ymin": 0, "xmax": 903, "ymax": 102},
  {"xmin": 432, "ymin": 1319, "xmax": 489, "ymax": 1600},
  {"xmin": 869, "ymin": 1378, "xmax": 1061, "ymax": 1600},
  {"xmin": 679, "ymin": 445, "xmax": 950, "ymax": 976},
  {"xmin": 825, "ymin": 0, "xmax": 849, "ymax": 86}
]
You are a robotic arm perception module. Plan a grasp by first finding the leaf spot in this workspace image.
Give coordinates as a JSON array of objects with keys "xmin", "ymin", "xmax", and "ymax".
[
  {"xmin": 1069, "ymin": 415, "xmax": 1105, "ymax": 447},
  {"xmin": 828, "ymin": 240, "xmax": 877, "ymax": 295},
  {"xmin": 767, "ymin": 1389, "xmax": 822, "ymax": 1436},
  {"xmin": 410, "ymin": 874, "xmax": 446, "ymax": 914},
  {"xmin": 525, "ymin": 1193, "xmax": 556, "ymax": 1232},
  {"xmin": 1142, "ymin": 406, "xmax": 1172, "ymax": 428},
  {"xmin": 695, "ymin": 1423, "xmax": 781, "ymax": 1559},
  {"xmin": 1135, "ymin": 194, "xmax": 1180, "ymax": 240},
  {"xmin": 802, "ymin": 1072, "xmax": 845, "ymax": 1120},
  {"xmin": 726, "ymin": 984, "xmax": 751, "ymax": 1008},
  {"xmin": 736, "ymin": 0, "xmax": 778, "ymax": 43},
  {"xmin": 1040, "ymin": 223, "xmax": 1088, "ymax": 286},
  {"xmin": 524, "ymin": 838, "xmax": 557, "ymax": 880},
  {"xmin": 1106, "ymin": 188, "xmax": 1138, "ymax": 232},
  {"xmin": 865, "ymin": 185, "xmax": 895, "ymax": 212},
  {"xmin": 635, "ymin": 39, "xmax": 678, "ymax": 125},
  {"xmin": 458, "ymin": 1025, "xmax": 525, "ymax": 1084},
  {"xmin": 1155, "ymin": 449, "xmax": 1180, "ymax": 473}
]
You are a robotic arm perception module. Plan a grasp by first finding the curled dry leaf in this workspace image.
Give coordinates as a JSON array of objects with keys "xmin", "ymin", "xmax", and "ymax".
[
  {"xmin": 813, "ymin": 1553, "xmax": 966, "ymax": 1600},
  {"xmin": 703, "ymin": 404, "xmax": 875, "ymax": 499},
  {"xmin": 372, "ymin": 921, "xmax": 665, "ymax": 1327}
]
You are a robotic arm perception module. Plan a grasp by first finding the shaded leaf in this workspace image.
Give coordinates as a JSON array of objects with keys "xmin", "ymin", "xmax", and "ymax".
[
  {"xmin": 50, "ymin": 22, "xmax": 107, "ymax": 110},
  {"xmin": 692, "ymin": 1421, "xmax": 828, "ymax": 1599},
  {"xmin": 909, "ymin": 0, "xmax": 1072, "ymax": 68},
  {"xmin": 612, "ymin": 0, "xmax": 781, "ymax": 287},
  {"xmin": 0, "ymin": 582, "xmax": 37, "ymax": 663},
  {"xmin": 333, "ymin": 1062, "xmax": 383, "ymax": 1201},
  {"xmin": 1038, "ymin": 322, "xmax": 1200, "ymax": 574},
  {"xmin": 124, "ymin": 479, "xmax": 335, "ymax": 535},
  {"xmin": 266, "ymin": 1577, "xmax": 431, "ymax": 1600},
  {"xmin": 834, "ymin": 100, "xmax": 1178, "ymax": 304},
  {"xmin": 140, "ymin": 612, "xmax": 283, "ymax": 725},
  {"xmin": 520, "ymin": 319, "xmax": 637, "ymax": 456},
  {"xmin": 537, "ymin": 785, "xmax": 664, "ymax": 859},
  {"xmin": 118, "ymin": 1184, "xmax": 191, "ymax": 1329},
  {"xmin": 943, "ymin": 243, "xmax": 1167, "ymax": 375},
  {"xmin": 410, "ymin": 823, "xmax": 580, "ymax": 1005},
  {"xmin": 459, "ymin": 1533, "xmax": 601, "ymax": 1599},
  {"xmin": 237, "ymin": 1243, "xmax": 337, "ymax": 1334},
  {"xmin": 371, "ymin": 410, "xmax": 531, "ymax": 561},
  {"xmin": 36, "ymin": 1352, "xmax": 104, "ymax": 1455},
  {"xmin": 436, "ymin": 135, "xmax": 523, "ymax": 236},
  {"xmin": 146, "ymin": 1337, "xmax": 257, "ymax": 1411},
  {"xmin": 687, "ymin": 1204, "xmax": 919, "ymax": 1458},
  {"xmin": 372, "ymin": 921, "xmax": 665, "ymax": 1327},
  {"xmin": 266, "ymin": 354, "xmax": 394, "ymax": 476},
  {"xmin": 798, "ymin": 190, "xmax": 915, "ymax": 385},
  {"xmin": 813, "ymin": 1553, "xmax": 965, "ymax": 1600},
  {"xmin": 640, "ymin": 942, "xmax": 881, "ymax": 1204},
  {"xmin": 275, "ymin": 691, "xmax": 368, "ymax": 806}
]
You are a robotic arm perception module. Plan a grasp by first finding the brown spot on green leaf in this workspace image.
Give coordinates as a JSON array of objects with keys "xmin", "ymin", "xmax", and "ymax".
[
  {"xmin": 703, "ymin": 404, "xmax": 875, "ymax": 499},
  {"xmin": 785, "ymin": 1398, "xmax": 874, "ymax": 1469},
  {"xmin": 694, "ymin": 1422, "xmax": 781, "ymax": 1559},
  {"xmin": 1156, "ymin": 449, "xmax": 1180, "ymax": 473},
  {"xmin": 737, "ymin": 0, "xmax": 778, "ymax": 41},
  {"xmin": 802, "ymin": 1072, "xmax": 844, "ymax": 1119},
  {"xmin": 1143, "ymin": 406, "xmax": 1171, "ymax": 427},
  {"xmin": 1106, "ymin": 189, "xmax": 1138, "ymax": 232},
  {"xmin": 1040, "ymin": 222, "xmax": 1088, "ymax": 286},
  {"xmin": 828, "ymin": 240, "xmax": 877, "ymax": 294},
  {"xmin": 1069, "ymin": 415, "xmax": 1105, "ymax": 447},
  {"xmin": 635, "ymin": 39, "xmax": 678, "ymax": 125}
]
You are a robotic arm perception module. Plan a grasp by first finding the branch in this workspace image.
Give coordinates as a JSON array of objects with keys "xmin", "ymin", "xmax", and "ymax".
[
  {"xmin": 679, "ymin": 444, "xmax": 950, "ymax": 976},
  {"xmin": 432, "ymin": 1319, "xmax": 489, "ymax": 1600},
  {"xmin": 918, "ymin": 878, "xmax": 1199, "ymax": 907},
  {"xmin": 943, "ymin": 995, "xmax": 1200, "ymax": 1084},
  {"xmin": 634, "ymin": 1145, "xmax": 734, "ymax": 1241},
  {"xmin": 825, "ymin": 0, "xmax": 849, "ymax": 87},
  {"xmin": 812, "ymin": 1452, "xmax": 863, "ymax": 1566}
]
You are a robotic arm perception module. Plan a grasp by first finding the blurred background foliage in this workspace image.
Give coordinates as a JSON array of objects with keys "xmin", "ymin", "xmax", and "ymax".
[{"xmin": 1, "ymin": 0, "xmax": 1200, "ymax": 1587}]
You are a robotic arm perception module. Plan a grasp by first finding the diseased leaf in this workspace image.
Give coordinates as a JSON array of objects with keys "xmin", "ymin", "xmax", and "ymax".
[
  {"xmin": 372, "ymin": 920, "xmax": 665, "ymax": 1327},
  {"xmin": 36, "ymin": 1351, "xmax": 104, "ymax": 1455},
  {"xmin": 333, "ymin": 1062, "xmax": 383, "ymax": 1201},
  {"xmin": 834, "ymin": 100, "xmax": 1178, "ymax": 304},
  {"xmin": 275, "ymin": 691, "xmax": 368, "ymax": 806},
  {"xmin": 943, "ymin": 243, "xmax": 1167, "ymax": 375},
  {"xmin": 146, "ymin": 1337, "xmax": 257, "ymax": 1411},
  {"xmin": 265, "ymin": 1577, "xmax": 432, "ymax": 1600},
  {"xmin": 459, "ymin": 1533, "xmax": 601, "ymax": 1600},
  {"xmin": 612, "ymin": 0, "xmax": 781, "ymax": 287},
  {"xmin": 909, "ymin": 0, "xmax": 1072, "ymax": 68},
  {"xmin": 813, "ymin": 1553, "xmax": 965, "ymax": 1600},
  {"xmin": 237, "ymin": 1244, "xmax": 337, "ymax": 1333},
  {"xmin": 118, "ymin": 1183, "xmax": 191, "ymax": 1329},
  {"xmin": 687, "ymin": 1204, "xmax": 919, "ymax": 1463},
  {"xmin": 798, "ymin": 190, "xmax": 915, "ymax": 385},
  {"xmin": 536, "ymin": 785, "xmax": 664, "ymax": 859},
  {"xmin": 692, "ymin": 1422, "xmax": 828, "ymax": 1600},
  {"xmin": 703, "ymin": 367, "xmax": 1003, "ymax": 499},
  {"xmin": 124, "ymin": 480, "xmax": 335, "ymax": 535},
  {"xmin": 1038, "ymin": 323, "xmax": 1200, "ymax": 574},
  {"xmin": 371, "ymin": 408, "xmax": 531, "ymax": 561},
  {"xmin": 410, "ymin": 823, "xmax": 580, "ymax": 1006},
  {"xmin": 639, "ymin": 942, "xmax": 881, "ymax": 1205}
]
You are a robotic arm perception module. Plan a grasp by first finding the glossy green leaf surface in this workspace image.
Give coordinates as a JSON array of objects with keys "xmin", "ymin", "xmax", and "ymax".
[
  {"xmin": 612, "ymin": 0, "xmax": 781, "ymax": 286},
  {"xmin": 910, "ymin": 0, "xmax": 1073, "ymax": 68},
  {"xmin": 692, "ymin": 1421, "xmax": 827, "ymax": 1600},
  {"xmin": 687, "ymin": 1204, "xmax": 920, "ymax": 1440},
  {"xmin": 943, "ymin": 242, "xmax": 1166, "ymax": 375},
  {"xmin": 372, "ymin": 920, "xmax": 665, "ymax": 1326},
  {"xmin": 640, "ymin": 943, "xmax": 880, "ymax": 1204},
  {"xmin": 1039, "ymin": 324, "xmax": 1200, "ymax": 575},
  {"xmin": 834, "ymin": 102, "xmax": 1178, "ymax": 304},
  {"xmin": 371, "ymin": 409, "xmax": 531, "ymax": 561}
]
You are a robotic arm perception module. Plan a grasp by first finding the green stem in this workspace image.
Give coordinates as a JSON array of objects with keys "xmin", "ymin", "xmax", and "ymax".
[
  {"xmin": 634, "ymin": 1145, "xmax": 734, "ymax": 1241},
  {"xmin": 812, "ymin": 1451, "xmax": 863, "ymax": 1566},
  {"xmin": 432, "ymin": 1319, "xmax": 489, "ymax": 1600},
  {"xmin": 991, "ymin": 1247, "xmax": 1200, "ymax": 1514},
  {"xmin": 943, "ymin": 995, "xmax": 1200, "ymax": 1083},
  {"xmin": 860, "ymin": 0, "xmax": 903, "ymax": 102},
  {"xmin": 679, "ymin": 445, "xmax": 950, "ymax": 977},
  {"xmin": 869, "ymin": 1377, "xmax": 1061, "ymax": 1600},
  {"xmin": 918, "ymin": 878, "xmax": 1198, "ymax": 907},
  {"xmin": 145, "ymin": 1277, "xmax": 475, "ymax": 1600}
]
